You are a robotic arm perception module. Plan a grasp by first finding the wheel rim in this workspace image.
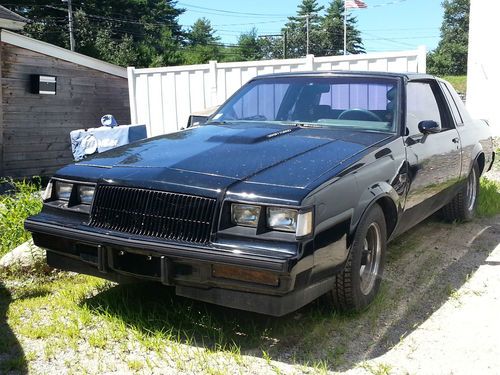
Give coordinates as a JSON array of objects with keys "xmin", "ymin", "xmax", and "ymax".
[
  {"xmin": 359, "ymin": 222, "xmax": 382, "ymax": 295},
  {"xmin": 466, "ymin": 167, "xmax": 477, "ymax": 212}
]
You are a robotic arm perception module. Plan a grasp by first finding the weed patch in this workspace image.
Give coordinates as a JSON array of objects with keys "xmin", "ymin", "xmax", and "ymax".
[
  {"xmin": 477, "ymin": 178, "xmax": 500, "ymax": 217},
  {"xmin": 0, "ymin": 178, "xmax": 43, "ymax": 257}
]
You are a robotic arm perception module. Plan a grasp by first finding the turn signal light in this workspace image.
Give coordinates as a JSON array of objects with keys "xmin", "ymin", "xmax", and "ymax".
[{"xmin": 212, "ymin": 264, "xmax": 279, "ymax": 287}]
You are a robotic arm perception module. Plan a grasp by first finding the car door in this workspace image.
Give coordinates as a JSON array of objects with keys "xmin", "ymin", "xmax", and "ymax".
[{"xmin": 396, "ymin": 79, "xmax": 462, "ymax": 234}]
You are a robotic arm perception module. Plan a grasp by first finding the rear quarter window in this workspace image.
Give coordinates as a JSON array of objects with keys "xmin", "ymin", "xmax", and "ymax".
[{"xmin": 444, "ymin": 81, "xmax": 472, "ymax": 124}]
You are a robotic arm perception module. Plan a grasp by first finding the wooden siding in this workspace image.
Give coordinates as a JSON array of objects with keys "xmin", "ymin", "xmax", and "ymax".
[{"xmin": 0, "ymin": 42, "xmax": 130, "ymax": 178}]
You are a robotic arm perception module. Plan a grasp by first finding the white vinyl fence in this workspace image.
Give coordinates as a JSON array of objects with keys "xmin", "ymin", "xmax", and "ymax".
[{"xmin": 128, "ymin": 47, "xmax": 426, "ymax": 136}]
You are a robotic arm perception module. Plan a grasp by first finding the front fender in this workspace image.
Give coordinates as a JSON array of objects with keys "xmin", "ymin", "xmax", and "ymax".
[{"xmin": 349, "ymin": 180, "xmax": 400, "ymax": 236}]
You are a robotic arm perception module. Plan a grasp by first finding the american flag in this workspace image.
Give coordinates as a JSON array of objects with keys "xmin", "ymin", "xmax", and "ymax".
[{"xmin": 345, "ymin": 0, "xmax": 368, "ymax": 9}]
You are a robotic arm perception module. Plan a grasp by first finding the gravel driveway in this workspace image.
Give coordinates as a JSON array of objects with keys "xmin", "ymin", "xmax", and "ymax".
[{"xmin": 344, "ymin": 217, "xmax": 500, "ymax": 375}]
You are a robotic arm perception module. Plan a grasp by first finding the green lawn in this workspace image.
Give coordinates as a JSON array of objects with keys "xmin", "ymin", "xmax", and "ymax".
[{"xmin": 440, "ymin": 75, "xmax": 467, "ymax": 94}]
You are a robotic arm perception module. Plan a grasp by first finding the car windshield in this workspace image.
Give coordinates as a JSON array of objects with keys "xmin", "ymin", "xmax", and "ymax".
[{"xmin": 208, "ymin": 76, "xmax": 399, "ymax": 133}]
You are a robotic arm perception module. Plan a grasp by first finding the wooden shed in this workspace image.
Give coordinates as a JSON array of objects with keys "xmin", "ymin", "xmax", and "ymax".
[{"xmin": 0, "ymin": 22, "xmax": 130, "ymax": 178}]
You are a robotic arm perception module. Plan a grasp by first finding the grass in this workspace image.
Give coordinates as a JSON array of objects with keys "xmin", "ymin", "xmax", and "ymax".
[
  {"xmin": 0, "ymin": 178, "xmax": 43, "ymax": 257},
  {"xmin": 441, "ymin": 75, "xmax": 467, "ymax": 94},
  {"xmin": 0, "ymin": 272, "xmax": 356, "ymax": 373},
  {"xmin": 477, "ymin": 178, "xmax": 500, "ymax": 217}
]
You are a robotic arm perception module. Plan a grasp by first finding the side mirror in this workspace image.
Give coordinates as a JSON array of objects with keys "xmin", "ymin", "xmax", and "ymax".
[
  {"xmin": 418, "ymin": 120, "xmax": 441, "ymax": 134},
  {"xmin": 186, "ymin": 115, "xmax": 209, "ymax": 128}
]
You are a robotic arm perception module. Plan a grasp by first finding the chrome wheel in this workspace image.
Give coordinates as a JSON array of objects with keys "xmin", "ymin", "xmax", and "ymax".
[
  {"xmin": 466, "ymin": 167, "xmax": 477, "ymax": 212},
  {"xmin": 359, "ymin": 222, "xmax": 382, "ymax": 295}
]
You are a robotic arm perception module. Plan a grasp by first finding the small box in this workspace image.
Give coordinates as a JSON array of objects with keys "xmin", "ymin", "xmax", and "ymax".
[{"xmin": 30, "ymin": 75, "xmax": 57, "ymax": 95}]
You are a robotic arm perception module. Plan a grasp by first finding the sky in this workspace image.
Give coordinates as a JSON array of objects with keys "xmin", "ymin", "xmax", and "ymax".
[{"xmin": 177, "ymin": 0, "xmax": 444, "ymax": 53}]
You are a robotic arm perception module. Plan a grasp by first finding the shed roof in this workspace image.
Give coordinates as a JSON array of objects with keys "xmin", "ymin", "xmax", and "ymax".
[
  {"xmin": 0, "ymin": 5, "xmax": 27, "ymax": 30},
  {"xmin": 0, "ymin": 30, "xmax": 127, "ymax": 78},
  {"xmin": 0, "ymin": 5, "xmax": 28, "ymax": 23}
]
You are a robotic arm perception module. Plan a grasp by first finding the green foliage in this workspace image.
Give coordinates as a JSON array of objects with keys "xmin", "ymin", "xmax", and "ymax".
[
  {"xmin": 284, "ymin": 0, "xmax": 325, "ymax": 57},
  {"xmin": 235, "ymin": 29, "xmax": 265, "ymax": 61},
  {"xmin": 182, "ymin": 18, "xmax": 222, "ymax": 64},
  {"xmin": 441, "ymin": 75, "xmax": 467, "ymax": 94},
  {"xmin": 0, "ymin": 179, "xmax": 43, "ymax": 257},
  {"xmin": 5, "ymin": 0, "xmax": 185, "ymax": 68},
  {"xmin": 477, "ymin": 178, "xmax": 500, "ymax": 217},
  {"xmin": 5, "ymin": 0, "xmax": 365, "ymax": 66},
  {"xmin": 428, "ymin": 0, "xmax": 470, "ymax": 75},
  {"xmin": 321, "ymin": 0, "xmax": 364, "ymax": 55},
  {"xmin": 283, "ymin": 0, "xmax": 364, "ymax": 58}
]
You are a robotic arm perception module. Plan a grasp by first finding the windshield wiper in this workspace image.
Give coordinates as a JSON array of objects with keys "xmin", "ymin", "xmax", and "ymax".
[
  {"xmin": 287, "ymin": 122, "xmax": 326, "ymax": 128},
  {"xmin": 205, "ymin": 120, "xmax": 228, "ymax": 125}
]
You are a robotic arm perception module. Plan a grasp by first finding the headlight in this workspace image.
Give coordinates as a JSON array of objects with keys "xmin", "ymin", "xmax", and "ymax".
[
  {"xmin": 267, "ymin": 207, "xmax": 298, "ymax": 232},
  {"xmin": 77, "ymin": 185, "xmax": 95, "ymax": 205},
  {"xmin": 231, "ymin": 204, "xmax": 261, "ymax": 227},
  {"xmin": 55, "ymin": 182, "xmax": 73, "ymax": 201},
  {"xmin": 267, "ymin": 208, "xmax": 313, "ymax": 237}
]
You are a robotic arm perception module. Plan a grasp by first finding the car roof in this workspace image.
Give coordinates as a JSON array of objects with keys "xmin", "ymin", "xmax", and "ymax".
[{"xmin": 251, "ymin": 70, "xmax": 435, "ymax": 81}]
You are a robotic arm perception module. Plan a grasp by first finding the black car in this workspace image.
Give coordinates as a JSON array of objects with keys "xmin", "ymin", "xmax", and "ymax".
[{"xmin": 26, "ymin": 72, "xmax": 494, "ymax": 316}]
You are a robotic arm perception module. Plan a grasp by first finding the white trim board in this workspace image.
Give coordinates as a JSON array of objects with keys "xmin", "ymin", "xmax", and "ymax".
[
  {"xmin": 0, "ymin": 19, "xmax": 25, "ymax": 30},
  {"xmin": 0, "ymin": 30, "xmax": 127, "ymax": 78}
]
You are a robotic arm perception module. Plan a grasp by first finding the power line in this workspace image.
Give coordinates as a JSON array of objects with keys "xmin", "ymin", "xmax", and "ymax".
[{"xmin": 177, "ymin": 2, "xmax": 291, "ymax": 17}]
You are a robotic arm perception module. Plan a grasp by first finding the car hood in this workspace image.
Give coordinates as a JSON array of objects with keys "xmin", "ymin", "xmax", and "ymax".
[{"xmin": 75, "ymin": 123, "xmax": 391, "ymax": 189}]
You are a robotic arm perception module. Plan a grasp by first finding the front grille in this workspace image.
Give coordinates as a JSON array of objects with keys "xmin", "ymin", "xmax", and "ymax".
[{"xmin": 89, "ymin": 185, "xmax": 216, "ymax": 244}]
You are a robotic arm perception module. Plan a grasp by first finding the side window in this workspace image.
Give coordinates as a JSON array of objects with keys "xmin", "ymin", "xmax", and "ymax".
[
  {"xmin": 440, "ymin": 82, "xmax": 463, "ymax": 126},
  {"xmin": 406, "ymin": 82, "xmax": 443, "ymax": 136}
]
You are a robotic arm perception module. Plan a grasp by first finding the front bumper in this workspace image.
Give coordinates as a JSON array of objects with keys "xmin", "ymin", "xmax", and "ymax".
[{"xmin": 25, "ymin": 218, "xmax": 334, "ymax": 316}]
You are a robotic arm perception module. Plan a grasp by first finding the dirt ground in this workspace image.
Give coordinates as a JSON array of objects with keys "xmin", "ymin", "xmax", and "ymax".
[{"xmin": 341, "ymin": 216, "xmax": 500, "ymax": 375}]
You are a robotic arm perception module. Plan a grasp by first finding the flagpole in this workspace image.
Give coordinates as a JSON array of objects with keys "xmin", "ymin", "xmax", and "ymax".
[{"xmin": 343, "ymin": 0, "xmax": 347, "ymax": 55}]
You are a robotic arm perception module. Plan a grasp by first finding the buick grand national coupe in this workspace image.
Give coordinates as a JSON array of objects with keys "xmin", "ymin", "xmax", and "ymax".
[{"xmin": 26, "ymin": 72, "xmax": 494, "ymax": 316}]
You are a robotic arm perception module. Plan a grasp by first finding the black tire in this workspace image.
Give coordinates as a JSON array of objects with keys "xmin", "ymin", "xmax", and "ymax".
[
  {"xmin": 441, "ymin": 163, "xmax": 480, "ymax": 222},
  {"xmin": 324, "ymin": 204, "xmax": 387, "ymax": 312}
]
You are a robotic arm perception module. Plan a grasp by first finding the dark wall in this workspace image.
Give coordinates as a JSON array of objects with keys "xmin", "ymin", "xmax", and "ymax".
[{"xmin": 0, "ymin": 41, "xmax": 130, "ymax": 178}]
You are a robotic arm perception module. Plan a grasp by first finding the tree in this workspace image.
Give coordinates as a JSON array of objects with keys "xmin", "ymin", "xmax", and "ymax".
[
  {"xmin": 428, "ymin": 0, "xmax": 470, "ymax": 75},
  {"xmin": 4, "ymin": 0, "xmax": 185, "ymax": 68},
  {"xmin": 235, "ymin": 29, "xmax": 265, "ymax": 61},
  {"xmin": 283, "ymin": 0, "xmax": 325, "ymax": 58},
  {"xmin": 321, "ymin": 0, "xmax": 364, "ymax": 55},
  {"xmin": 183, "ymin": 18, "xmax": 222, "ymax": 64}
]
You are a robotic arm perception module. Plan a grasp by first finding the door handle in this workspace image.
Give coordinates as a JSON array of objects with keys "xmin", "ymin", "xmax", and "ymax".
[{"xmin": 452, "ymin": 137, "xmax": 460, "ymax": 144}]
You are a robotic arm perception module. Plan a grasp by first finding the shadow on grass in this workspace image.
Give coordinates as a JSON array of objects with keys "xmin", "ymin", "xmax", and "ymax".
[
  {"xmin": 82, "ymin": 215, "xmax": 500, "ymax": 371},
  {"xmin": 0, "ymin": 281, "xmax": 27, "ymax": 374}
]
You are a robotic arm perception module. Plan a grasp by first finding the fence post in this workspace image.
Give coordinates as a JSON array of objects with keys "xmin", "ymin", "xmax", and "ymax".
[
  {"xmin": 208, "ymin": 60, "xmax": 218, "ymax": 107},
  {"xmin": 127, "ymin": 66, "xmax": 137, "ymax": 124},
  {"xmin": 417, "ymin": 45, "xmax": 427, "ymax": 73},
  {"xmin": 305, "ymin": 54, "xmax": 315, "ymax": 71}
]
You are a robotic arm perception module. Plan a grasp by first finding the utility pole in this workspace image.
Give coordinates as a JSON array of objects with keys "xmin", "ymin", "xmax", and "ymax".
[
  {"xmin": 306, "ymin": 14, "xmax": 310, "ymax": 55},
  {"xmin": 62, "ymin": 0, "xmax": 75, "ymax": 51},
  {"xmin": 343, "ymin": 3, "xmax": 347, "ymax": 55},
  {"xmin": 283, "ymin": 30, "xmax": 287, "ymax": 59}
]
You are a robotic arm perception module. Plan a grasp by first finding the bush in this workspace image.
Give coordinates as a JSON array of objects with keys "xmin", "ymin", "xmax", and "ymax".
[{"xmin": 0, "ymin": 179, "xmax": 43, "ymax": 257}]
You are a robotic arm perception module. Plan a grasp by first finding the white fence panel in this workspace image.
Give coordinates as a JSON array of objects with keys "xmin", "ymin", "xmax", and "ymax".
[{"xmin": 128, "ymin": 46, "xmax": 426, "ymax": 136}]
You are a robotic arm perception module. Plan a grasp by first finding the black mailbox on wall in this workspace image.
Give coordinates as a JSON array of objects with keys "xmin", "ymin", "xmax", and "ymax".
[{"xmin": 30, "ymin": 75, "xmax": 57, "ymax": 95}]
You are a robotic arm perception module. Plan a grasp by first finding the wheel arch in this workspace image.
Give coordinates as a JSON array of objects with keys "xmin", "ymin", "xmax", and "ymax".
[
  {"xmin": 468, "ymin": 143, "xmax": 486, "ymax": 176},
  {"xmin": 476, "ymin": 152, "xmax": 486, "ymax": 175},
  {"xmin": 348, "ymin": 182, "xmax": 400, "ymax": 246}
]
